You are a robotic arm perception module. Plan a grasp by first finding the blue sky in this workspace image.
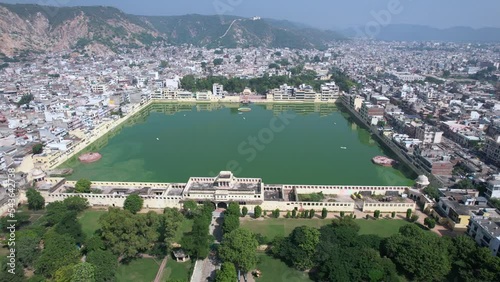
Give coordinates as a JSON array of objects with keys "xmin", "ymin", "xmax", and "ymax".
[{"xmin": 2, "ymin": 0, "xmax": 500, "ymax": 29}]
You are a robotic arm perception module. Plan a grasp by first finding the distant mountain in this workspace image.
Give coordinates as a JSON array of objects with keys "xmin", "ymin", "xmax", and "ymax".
[
  {"xmin": 0, "ymin": 3, "xmax": 343, "ymax": 56},
  {"xmin": 342, "ymin": 24, "xmax": 500, "ymax": 42}
]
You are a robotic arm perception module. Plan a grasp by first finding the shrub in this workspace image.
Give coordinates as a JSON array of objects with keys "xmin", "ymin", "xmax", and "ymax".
[
  {"xmin": 321, "ymin": 208, "xmax": 327, "ymax": 219},
  {"xmin": 424, "ymin": 217, "xmax": 436, "ymax": 229},
  {"xmin": 254, "ymin": 206, "xmax": 262, "ymax": 218},
  {"xmin": 406, "ymin": 209, "xmax": 412, "ymax": 220},
  {"xmin": 410, "ymin": 215, "xmax": 419, "ymax": 223}
]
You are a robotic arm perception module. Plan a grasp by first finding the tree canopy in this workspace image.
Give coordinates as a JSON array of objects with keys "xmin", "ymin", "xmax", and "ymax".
[
  {"xmin": 75, "ymin": 179, "xmax": 92, "ymax": 193},
  {"xmin": 219, "ymin": 228, "xmax": 258, "ymax": 272},
  {"xmin": 27, "ymin": 188, "xmax": 45, "ymax": 210},
  {"xmin": 123, "ymin": 194, "xmax": 144, "ymax": 214}
]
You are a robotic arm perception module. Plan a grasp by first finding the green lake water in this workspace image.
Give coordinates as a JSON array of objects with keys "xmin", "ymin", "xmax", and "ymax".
[{"xmin": 63, "ymin": 103, "xmax": 415, "ymax": 186}]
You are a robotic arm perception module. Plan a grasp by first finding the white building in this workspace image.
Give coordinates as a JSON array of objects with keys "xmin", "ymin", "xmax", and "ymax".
[
  {"xmin": 415, "ymin": 125, "xmax": 443, "ymax": 145},
  {"xmin": 213, "ymin": 83, "xmax": 224, "ymax": 97},
  {"xmin": 468, "ymin": 215, "xmax": 500, "ymax": 256}
]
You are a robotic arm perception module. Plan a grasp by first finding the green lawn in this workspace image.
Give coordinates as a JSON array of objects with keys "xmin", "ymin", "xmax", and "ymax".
[
  {"xmin": 174, "ymin": 218, "xmax": 194, "ymax": 243},
  {"xmin": 241, "ymin": 218, "xmax": 409, "ymax": 240},
  {"xmin": 115, "ymin": 258, "xmax": 161, "ymax": 282},
  {"xmin": 162, "ymin": 259, "xmax": 192, "ymax": 282},
  {"xmin": 78, "ymin": 210, "xmax": 107, "ymax": 237},
  {"xmin": 357, "ymin": 218, "xmax": 410, "ymax": 237},
  {"xmin": 255, "ymin": 253, "xmax": 312, "ymax": 282}
]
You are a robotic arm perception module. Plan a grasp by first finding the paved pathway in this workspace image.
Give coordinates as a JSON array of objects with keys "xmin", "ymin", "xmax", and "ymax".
[
  {"xmin": 190, "ymin": 211, "xmax": 223, "ymax": 282},
  {"xmin": 153, "ymin": 256, "xmax": 168, "ymax": 282}
]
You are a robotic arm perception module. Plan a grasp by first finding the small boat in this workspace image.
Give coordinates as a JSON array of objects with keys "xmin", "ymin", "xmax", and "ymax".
[
  {"xmin": 156, "ymin": 138, "xmax": 160, "ymax": 141},
  {"xmin": 340, "ymin": 147, "xmax": 347, "ymax": 149},
  {"xmin": 243, "ymin": 117, "xmax": 246, "ymax": 120}
]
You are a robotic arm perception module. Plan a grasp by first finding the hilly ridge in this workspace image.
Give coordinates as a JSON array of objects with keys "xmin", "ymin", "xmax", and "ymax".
[{"xmin": 0, "ymin": 3, "xmax": 341, "ymax": 56}]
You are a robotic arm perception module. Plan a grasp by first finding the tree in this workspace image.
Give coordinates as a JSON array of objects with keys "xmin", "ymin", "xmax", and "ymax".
[
  {"xmin": 405, "ymin": 209, "xmax": 412, "ymax": 220},
  {"xmin": 75, "ymin": 179, "xmax": 92, "ymax": 193},
  {"xmin": 331, "ymin": 216, "xmax": 360, "ymax": 232},
  {"xmin": 226, "ymin": 202, "xmax": 240, "ymax": 216},
  {"xmin": 219, "ymin": 229, "xmax": 258, "ymax": 272},
  {"xmin": 309, "ymin": 209, "xmax": 315, "ymax": 218},
  {"xmin": 54, "ymin": 264, "xmax": 74, "ymax": 282},
  {"xmin": 99, "ymin": 208, "xmax": 158, "ymax": 260},
  {"xmin": 17, "ymin": 93, "xmax": 34, "ymax": 107},
  {"xmin": 273, "ymin": 209, "xmax": 280, "ymax": 218},
  {"xmin": 423, "ymin": 185, "xmax": 441, "ymax": 201},
  {"xmin": 235, "ymin": 55, "xmax": 242, "ymax": 63},
  {"xmin": 391, "ymin": 211, "xmax": 396, "ymax": 218},
  {"xmin": 0, "ymin": 256, "xmax": 25, "ymax": 282},
  {"xmin": 241, "ymin": 206, "xmax": 248, "ymax": 217},
  {"xmin": 292, "ymin": 209, "xmax": 297, "ymax": 218},
  {"xmin": 213, "ymin": 58, "xmax": 223, "ymax": 66},
  {"xmin": 254, "ymin": 206, "xmax": 262, "ymax": 218},
  {"xmin": 215, "ymin": 262, "xmax": 237, "ymax": 282},
  {"xmin": 163, "ymin": 208, "xmax": 184, "ymax": 248},
  {"xmin": 86, "ymin": 249, "xmax": 118, "ymax": 282},
  {"xmin": 16, "ymin": 235, "xmax": 41, "ymax": 268},
  {"xmin": 35, "ymin": 232, "xmax": 80, "ymax": 278},
  {"xmin": 44, "ymin": 201, "xmax": 68, "ymax": 226},
  {"xmin": 55, "ymin": 211, "xmax": 85, "ymax": 244},
  {"xmin": 84, "ymin": 235, "xmax": 105, "ymax": 254},
  {"xmin": 27, "ymin": 188, "xmax": 45, "ymax": 210},
  {"xmin": 71, "ymin": 262, "xmax": 95, "ymax": 282},
  {"xmin": 123, "ymin": 194, "xmax": 143, "ymax": 214},
  {"xmin": 272, "ymin": 226, "xmax": 320, "ymax": 270},
  {"xmin": 424, "ymin": 217, "xmax": 436, "ymax": 229},
  {"xmin": 321, "ymin": 208, "xmax": 327, "ymax": 219},
  {"xmin": 456, "ymin": 179, "xmax": 475, "ymax": 191},
  {"xmin": 63, "ymin": 196, "xmax": 89, "ymax": 212},
  {"xmin": 182, "ymin": 200, "xmax": 197, "ymax": 217},
  {"xmin": 340, "ymin": 211, "xmax": 345, "ymax": 218},
  {"xmin": 304, "ymin": 210, "xmax": 309, "ymax": 218},
  {"xmin": 1, "ymin": 211, "xmax": 30, "ymax": 231},
  {"xmin": 410, "ymin": 215, "xmax": 419, "ymax": 222},
  {"xmin": 222, "ymin": 213, "xmax": 240, "ymax": 234},
  {"xmin": 374, "ymin": 210, "xmax": 381, "ymax": 219},
  {"xmin": 383, "ymin": 224, "xmax": 451, "ymax": 281},
  {"xmin": 32, "ymin": 143, "xmax": 43, "ymax": 154}
]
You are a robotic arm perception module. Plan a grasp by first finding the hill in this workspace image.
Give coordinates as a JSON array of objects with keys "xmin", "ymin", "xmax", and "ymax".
[{"xmin": 0, "ymin": 3, "xmax": 342, "ymax": 56}]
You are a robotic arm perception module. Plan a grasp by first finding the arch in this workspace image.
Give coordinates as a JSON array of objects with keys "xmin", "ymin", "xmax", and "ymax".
[{"xmin": 217, "ymin": 202, "xmax": 228, "ymax": 209}]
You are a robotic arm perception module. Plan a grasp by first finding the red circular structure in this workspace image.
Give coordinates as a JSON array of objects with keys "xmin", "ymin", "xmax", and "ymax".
[
  {"xmin": 78, "ymin": 152, "xmax": 102, "ymax": 163},
  {"xmin": 371, "ymin": 156, "xmax": 397, "ymax": 167}
]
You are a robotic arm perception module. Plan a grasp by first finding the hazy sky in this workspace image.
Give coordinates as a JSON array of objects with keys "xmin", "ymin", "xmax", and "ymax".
[{"xmin": 3, "ymin": 0, "xmax": 500, "ymax": 29}]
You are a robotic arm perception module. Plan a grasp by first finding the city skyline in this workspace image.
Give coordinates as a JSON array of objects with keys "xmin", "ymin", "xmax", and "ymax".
[{"xmin": 1, "ymin": 0, "xmax": 500, "ymax": 29}]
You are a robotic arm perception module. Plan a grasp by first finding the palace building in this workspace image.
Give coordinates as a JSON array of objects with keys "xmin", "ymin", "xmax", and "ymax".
[{"xmin": 35, "ymin": 171, "xmax": 416, "ymax": 213}]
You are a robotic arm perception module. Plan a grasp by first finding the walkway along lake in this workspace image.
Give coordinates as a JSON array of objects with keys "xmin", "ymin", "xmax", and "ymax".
[{"xmin": 61, "ymin": 103, "xmax": 415, "ymax": 186}]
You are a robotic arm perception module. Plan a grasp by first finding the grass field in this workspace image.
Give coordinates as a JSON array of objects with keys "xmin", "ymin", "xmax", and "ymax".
[
  {"xmin": 115, "ymin": 258, "xmax": 161, "ymax": 282},
  {"xmin": 255, "ymin": 253, "xmax": 312, "ymax": 282},
  {"xmin": 241, "ymin": 218, "xmax": 409, "ymax": 240},
  {"xmin": 174, "ymin": 218, "xmax": 194, "ymax": 243},
  {"xmin": 162, "ymin": 259, "xmax": 192, "ymax": 282},
  {"xmin": 78, "ymin": 210, "xmax": 107, "ymax": 237}
]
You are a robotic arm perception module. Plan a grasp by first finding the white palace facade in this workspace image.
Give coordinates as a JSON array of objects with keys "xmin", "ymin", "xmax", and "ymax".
[{"xmin": 37, "ymin": 171, "xmax": 416, "ymax": 213}]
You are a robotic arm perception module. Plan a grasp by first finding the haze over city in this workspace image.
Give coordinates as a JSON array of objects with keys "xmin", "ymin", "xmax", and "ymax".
[{"xmin": 2, "ymin": 0, "xmax": 500, "ymax": 29}]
